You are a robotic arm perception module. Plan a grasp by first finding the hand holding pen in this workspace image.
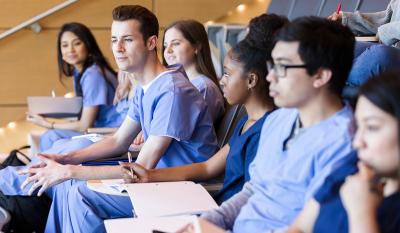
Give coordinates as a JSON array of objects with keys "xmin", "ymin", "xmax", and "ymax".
[
  {"xmin": 119, "ymin": 154, "xmax": 151, "ymax": 183},
  {"xmin": 328, "ymin": 2, "xmax": 343, "ymax": 21}
]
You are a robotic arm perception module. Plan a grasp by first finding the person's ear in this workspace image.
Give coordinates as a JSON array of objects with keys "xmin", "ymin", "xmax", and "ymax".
[
  {"xmin": 147, "ymin": 35, "xmax": 158, "ymax": 50},
  {"xmin": 312, "ymin": 68, "xmax": 332, "ymax": 88},
  {"xmin": 247, "ymin": 72, "xmax": 259, "ymax": 90},
  {"xmin": 194, "ymin": 43, "xmax": 202, "ymax": 55}
]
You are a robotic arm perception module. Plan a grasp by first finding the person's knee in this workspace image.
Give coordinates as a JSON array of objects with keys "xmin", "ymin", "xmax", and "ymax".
[
  {"xmin": 40, "ymin": 130, "xmax": 62, "ymax": 151},
  {"xmin": 366, "ymin": 45, "xmax": 400, "ymax": 67},
  {"xmin": 68, "ymin": 182, "xmax": 91, "ymax": 205}
]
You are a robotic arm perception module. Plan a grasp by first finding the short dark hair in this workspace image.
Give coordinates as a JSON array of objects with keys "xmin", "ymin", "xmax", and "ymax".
[
  {"xmin": 358, "ymin": 71, "xmax": 400, "ymax": 177},
  {"xmin": 112, "ymin": 5, "xmax": 159, "ymax": 42},
  {"xmin": 275, "ymin": 16, "xmax": 355, "ymax": 96},
  {"xmin": 162, "ymin": 20, "xmax": 219, "ymax": 90},
  {"xmin": 231, "ymin": 13, "xmax": 288, "ymax": 103}
]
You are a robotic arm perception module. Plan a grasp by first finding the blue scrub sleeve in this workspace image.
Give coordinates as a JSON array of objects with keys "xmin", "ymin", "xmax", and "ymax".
[
  {"xmin": 201, "ymin": 181, "xmax": 255, "ymax": 230},
  {"xmin": 80, "ymin": 67, "xmax": 109, "ymax": 107},
  {"xmin": 304, "ymin": 137, "xmax": 355, "ymax": 200},
  {"xmin": 149, "ymin": 91, "xmax": 201, "ymax": 141}
]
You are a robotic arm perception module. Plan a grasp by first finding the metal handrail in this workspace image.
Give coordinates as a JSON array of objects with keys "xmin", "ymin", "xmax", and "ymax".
[{"xmin": 0, "ymin": 0, "xmax": 78, "ymax": 40}]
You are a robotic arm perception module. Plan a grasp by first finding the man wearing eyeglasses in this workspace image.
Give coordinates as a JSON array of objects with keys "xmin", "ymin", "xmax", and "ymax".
[{"xmin": 201, "ymin": 17, "xmax": 357, "ymax": 232}]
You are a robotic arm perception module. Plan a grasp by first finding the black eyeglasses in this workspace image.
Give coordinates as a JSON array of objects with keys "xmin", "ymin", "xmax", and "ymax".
[{"xmin": 266, "ymin": 61, "xmax": 308, "ymax": 78}]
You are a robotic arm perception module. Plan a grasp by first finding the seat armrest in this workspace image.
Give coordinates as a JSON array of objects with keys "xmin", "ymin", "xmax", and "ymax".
[{"xmin": 355, "ymin": 36, "xmax": 379, "ymax": 42}]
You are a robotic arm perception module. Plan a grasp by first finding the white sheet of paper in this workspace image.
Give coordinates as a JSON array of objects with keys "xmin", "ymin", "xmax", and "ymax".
[
  {"xmin": 105, "ymin": 216, "xmax": 226, "ymax": 233},
  {"xmin": 87, "ymin": 179, "xmax": 128, "ymax": 197},
  {"xmin": 126, "ymin": 181, "xmax": 218, "ymax": 217},
  {"xmin": 105, "ymin": 216, "xmax": 193, "ymax": 233}
]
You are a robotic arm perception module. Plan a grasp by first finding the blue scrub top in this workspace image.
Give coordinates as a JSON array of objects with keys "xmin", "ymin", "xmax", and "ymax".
[
  {"xmin": 127, "ymin": 65, "xmax": 218, "ymax": 168},
  {"xmin": 191, "ymin": 75, "xmax": 225, "ymax": 122},
  {"xmin": 73, "ymin": 64, "xmax": 123, "ymax": 128},
  {"xmin": 233, "ymin": 105, "xmax": 355, "ymax": 232},
  {"xmin": 214, "ymin": 112, "xmax": 270, "ymax": 204},
  {"xmin": 314, "ymin": 155, "xmax": 400, "ymax": 233}
]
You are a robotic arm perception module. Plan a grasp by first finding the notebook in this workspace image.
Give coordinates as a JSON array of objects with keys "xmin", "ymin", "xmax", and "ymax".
[
  {"xmin": 27, "ymin": 96, "xmax": 82, "ymax": 118},
  {"xmin": 104, "ymin": 216, "xmax": 226, "ymax": 233},
  {"xmin": 86, "ymin": 180, "xmax": 218, "ymax": 217},
  {"xmin": 126, "ymin": 181, "xmax": 218, "ymax": 217}
]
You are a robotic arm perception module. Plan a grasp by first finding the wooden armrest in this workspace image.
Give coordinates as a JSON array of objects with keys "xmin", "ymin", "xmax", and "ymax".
[
  {"xmin": 355, "ymin": 36, "xmax": 379, "ymax": 42},
  {"xmin": 201, "ymin": 183, "xmax": 223, "ymax": 192},
  {"xmin": 86, "ymin": 128, "xmax": 118, "ymax": 134}
]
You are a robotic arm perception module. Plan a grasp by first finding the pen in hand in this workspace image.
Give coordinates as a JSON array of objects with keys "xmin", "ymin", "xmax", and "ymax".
[
  {"xmin": 127, "ymin": 152, "xmax": 135, "ymax": 178},
  {"xmin": 335, "ymin": 2, "xmax": 342, "ymax": 15}
]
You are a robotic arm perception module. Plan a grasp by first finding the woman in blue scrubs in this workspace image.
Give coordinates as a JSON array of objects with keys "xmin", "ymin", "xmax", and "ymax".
[
  {"xmin": 26, "ymin": 22, "xmax": 122, "ymax": 151},
  {"xmin": 122, "ymin": 14, "xmax": 288, "ymax": 204},
  {"xmin": 287, "ymin": 72, "xmax": 400, "ymax": 233},
  {"xmin": 163, "ymin": 19, "xmax": 225, "ymax": 122}
]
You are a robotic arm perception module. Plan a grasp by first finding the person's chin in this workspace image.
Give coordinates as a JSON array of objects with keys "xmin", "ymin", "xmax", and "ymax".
[{"xmin": 273, "ymin": 97, "xmax": 285, "ymax": 108}]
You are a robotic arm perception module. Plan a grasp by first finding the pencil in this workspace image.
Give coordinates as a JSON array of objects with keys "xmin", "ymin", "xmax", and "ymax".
[
  {"xmin": 335, "ymin": 2, "xmax": 342, "ymax": 15},
  {"xmin": 127, "ymin": 152, "xmax": 135, "ymax": 178}
]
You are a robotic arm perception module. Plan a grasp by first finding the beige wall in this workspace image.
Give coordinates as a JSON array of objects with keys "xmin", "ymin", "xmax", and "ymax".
[
  {"xmin": 0, "ymin": 0, "xmax": 259, "ymax": 126},
  {"xmin": 215, "ymin": 0, "xmax": 270, "ymax": 24}
]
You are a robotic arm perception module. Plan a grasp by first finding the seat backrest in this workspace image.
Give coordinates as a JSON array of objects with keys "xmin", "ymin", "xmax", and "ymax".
[
  {"xmin": 319, "ymin": 0, "xmax": 360, "ymax": 17},
  {"xmin": 266, "ymin": 0, "xmax": 323, "ymax": 20},
  {"xmin": 357, "ymin": 0, "xmax": 390, "ymax": 12},
  {"xmin": 215, "ymin": 104, "xmax": 246, "ymax": 148},
  {"xmin": 266, "ymin": 0, "xmax": 390, "ymax": 18}
]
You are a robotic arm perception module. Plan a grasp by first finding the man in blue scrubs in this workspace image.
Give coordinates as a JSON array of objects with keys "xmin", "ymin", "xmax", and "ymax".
[
  {"xmin": 202, "ymin": 16, "xmax": 357, "ymax": 232},
  {"xmin": 14, "ymin": 5, "xmax": 218, "ymax": 233}
]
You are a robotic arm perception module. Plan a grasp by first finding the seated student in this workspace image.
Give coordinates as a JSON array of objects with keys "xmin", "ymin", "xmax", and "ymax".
[
  {"xmin": 133, "ymin": 19, "xmax": 226, "ymax": 145},
  {"xmin": 328, "ymin": 0, "xmax": 400, "ymax": 97},
  {"xmin": 287, "ymin": 72, "xmax": 400, "ymax": 233},
  {"xmin": 121, "ymin": 14, "xmax": 288, "ymax": 205},
  {"xmin": 13, "ymin": 5, "xmax": 217, "ymax": 233},
  {"xmin": 163, "ymin": 19, "xmax": 225, "ymax": 122},
  {"xmin": 200, "ymin": 16, "xmax": 356, "ymax": 232},
  {"xmin": 27, "ymin": 22, "xmax": 122, "ymax": 151}
]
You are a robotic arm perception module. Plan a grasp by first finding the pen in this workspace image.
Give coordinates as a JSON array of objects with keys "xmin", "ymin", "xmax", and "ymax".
[
  {"xmin": 335, "ymin": 2, "xmax": 342, "ymax": 15},
  {"xmin": 127, "ymin": 152, "xmax": 135, "ymax": 178}
]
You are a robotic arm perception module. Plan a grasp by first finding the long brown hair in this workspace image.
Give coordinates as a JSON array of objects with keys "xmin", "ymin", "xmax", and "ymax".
[
  {"xmin": 162, "ymin": 20, "xmax": 220, "ymax": 91},
  {"xmin": 57, "ymin": 22, "xmax": 117, "ymax": 96},
  {"xmin": 113, "ymin": 71, "xmax": 132, "ymax": 105}
]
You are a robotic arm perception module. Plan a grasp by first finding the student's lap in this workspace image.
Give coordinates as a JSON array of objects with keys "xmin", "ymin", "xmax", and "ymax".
[{"xmin": 0, "ymin": 137, "xmax": 94, "ymax": 195}]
